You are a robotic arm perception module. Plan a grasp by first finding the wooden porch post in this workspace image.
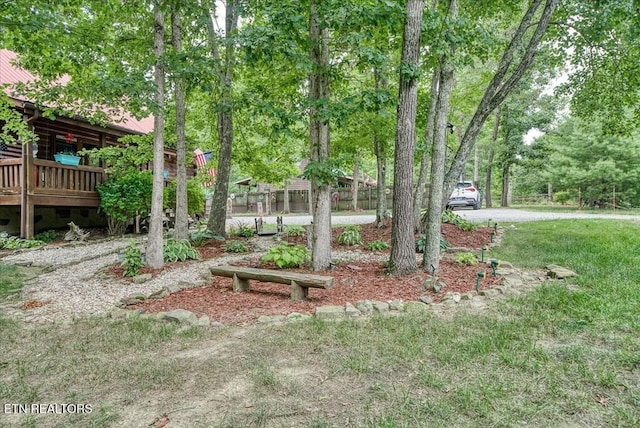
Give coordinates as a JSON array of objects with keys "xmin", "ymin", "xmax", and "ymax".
[
  {"xmin": 283, "ymin": 183, "xmax": 290, "ymax": 213},
  {"xmin": 20, "ymin": 139, "xmax": 35, "ymax": 239}
]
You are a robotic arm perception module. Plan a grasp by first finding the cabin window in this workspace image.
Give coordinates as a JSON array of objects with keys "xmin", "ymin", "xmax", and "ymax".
[{"xmin": 55, "ymin": 141, "xmax": 76, "ymax": 155}]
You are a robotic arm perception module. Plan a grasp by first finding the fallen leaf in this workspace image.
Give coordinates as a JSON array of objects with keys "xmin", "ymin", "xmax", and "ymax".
[
  {"xmin": 22, "ymin": 300, "xmax": 49, "ymax": 310},
  {"xmin": 148, "ymin": 413, "xmax": 169, "ymax": 428},
  {"xmin": 595, "ymin": 393, "xmax": 608, "ymax": 407}
]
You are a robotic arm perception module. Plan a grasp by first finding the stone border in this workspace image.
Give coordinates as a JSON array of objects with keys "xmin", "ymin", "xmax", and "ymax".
[{"xmin": 111, "ymin": 258, "xmax": 577, "ymax": 327}]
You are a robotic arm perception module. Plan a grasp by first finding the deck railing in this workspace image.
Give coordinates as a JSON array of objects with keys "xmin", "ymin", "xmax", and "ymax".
[
  {"xmin": 33, "ymin": 160, "xmax": 105, "ymax": 193},
  {"xmin": 0, "ymin": 158, "xmax": 105, "ymax": 196},
  {"xmin": 0, "ymin": 158, "xmax": 22, "ymax": 191}
]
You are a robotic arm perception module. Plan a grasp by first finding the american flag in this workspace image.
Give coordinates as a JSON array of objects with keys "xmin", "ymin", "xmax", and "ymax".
[{"xmin": 194, "ymin": 148, "xmax": 216, "ymax": 187}]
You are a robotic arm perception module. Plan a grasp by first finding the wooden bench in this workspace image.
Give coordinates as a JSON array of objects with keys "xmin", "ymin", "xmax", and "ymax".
[{"xmin": 209, "ymin": 265, "xmax": 333, "ymax": 301}]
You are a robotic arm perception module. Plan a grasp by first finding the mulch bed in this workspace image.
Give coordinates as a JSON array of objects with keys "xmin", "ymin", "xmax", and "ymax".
[{"xmin": 132, "ymin": 220, "xmax": 502, "ymax": 325}]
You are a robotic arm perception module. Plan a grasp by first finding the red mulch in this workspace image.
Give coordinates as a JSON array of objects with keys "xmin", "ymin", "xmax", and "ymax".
[{"xmin": 131, "ymin": 221, "xmax": 502, "ymax": 325}]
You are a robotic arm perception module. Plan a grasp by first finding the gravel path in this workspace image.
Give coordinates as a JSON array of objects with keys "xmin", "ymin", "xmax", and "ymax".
[
  {"xmin": 3, "ymin": 209, "xmax": 636, "ymax": 324},
  {"xmin": 1, "ymin": 235, "xmax": 381, "ymax": 324}
]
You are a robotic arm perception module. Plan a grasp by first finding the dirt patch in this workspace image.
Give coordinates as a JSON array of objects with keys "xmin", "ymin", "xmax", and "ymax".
[{"xmin": 134, "ymin": 221, "xmax": 500, "ymax": 325}]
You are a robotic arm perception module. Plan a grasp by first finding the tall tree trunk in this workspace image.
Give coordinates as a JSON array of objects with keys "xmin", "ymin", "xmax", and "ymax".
[
  {"xmin": 147, "ymin": 2, "xmax": 165, "ymax": 269},
  {"xmin": 206, "ymin": 1, "xmax": 238, "ymax": 237},
  {"xmin": 351, "ymin": 154, "xmax": 359, "ymax": 211},
  {"xmin": 485, "ymin": 147, "xmax": 494, "ymax": 208},
  {"xmin": 413, "ymin": 68, "xmax": 439, "ymax": 233},
  {"xmin": 501, "ymin": 163, "xmax": 510, "ymax": 207},
  {"xmin": 443, "ymin": 0, "xmax": 559, "ymax": 201},
  {"xmin": 374, "ymin": 68, "xmax": 388, "ymax": 228},
  {"xmin": 172, "ymin": 8, "xmax": 188, "ymax": 240},
  {"xmin": 422, "ymin": 0, "xmax": 457, "ymax": 273},
  {"xmin": 388, "ymin": 0, "xmax": 424, "ymax": 276},
  {"xmin": 473, "ymin": 145, "xmax": 479, "ymax": 182},
  {"xmin": 374, "ymin": 133, "xmax": 387, "ymax": 227},
  {"xmin": 309, "ymin": 0, "xmax": 332, "ymax": 270},
  {"xmin": 485, "ymin": 108, "xmax": 500, "ymax": 208}
]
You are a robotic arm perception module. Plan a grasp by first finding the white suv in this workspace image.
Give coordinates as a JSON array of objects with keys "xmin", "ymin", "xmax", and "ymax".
[{"xmin": 447, "ymin": 181, "xmax": 481, "ymax": 210}]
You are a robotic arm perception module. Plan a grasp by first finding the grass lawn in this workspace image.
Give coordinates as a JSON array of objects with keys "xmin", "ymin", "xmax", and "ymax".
[
  {"xmin": 513, "ymin": 204, "xmax": 640, "ymax": 215},
  {"xmin": 0, "ymin": 219, "xmax": 639, "ymax": 427}
]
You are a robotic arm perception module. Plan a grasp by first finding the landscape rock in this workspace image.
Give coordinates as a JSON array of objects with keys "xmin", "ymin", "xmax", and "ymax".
[
  {"xmin": 196, "ymin": 315, "xmax": 210, "ymax": 327},
  {"xmin": 287, "ymin": 312, "xmax": 312, "ymax": 322},
  {"xmin": 372, "ymin": 301, "xmax": 389, "ymax": 313},
  {"xmin": 355, "ymin": 300, "xmax": 374, "ymax": 314},
  {"xmin": 132, "ymin": 273, "xmax": 153, "ymax": 284},
  {"xmin": 546, "ymin": 264, "xmax": 578, "ymax": 279},
  {"xmin": 461, "ymin": 292, "xmax": 476, "ymax": 300},
  {"xmin": 345, "ymin": 302, "xmax": 362, "ymax": 317},
  {"xmin": 161, "ymin": 309, "xmax": 198, "ymax": 325},
  {"xmin": 502, "ymin": 275, "xmax": 523, "ymax": 287},
  {"xmin": 315, "ymin": 305, "xmax": 346, "ymax": 320},
  {"xmin": 419, "ymin": 295, "xmax": 433, "ymax": 305},
  {"xmin": 388, "ymin": 299, "xmax": 403, "ymax": 311},
  {"xmin": 257, "ymin": 315, "xmax": 287, "ymax": 324},
  {"xmin": 118, "ymin": 294, "xmax": 145, "ymax": 307},
  {"xmin": 403, "ymin": 301, "xmax": 429, "ymax": 313},
  {"xmin": 148, "ymin": 288, "xmax": 169, "ymax": 299},
  {"xmin": 480, "ymin": 289, "xmax": 499, "ymax": 297},
  {"xmin": 452, "ymin": 293, "xmax": 462, "ymax": 303}
]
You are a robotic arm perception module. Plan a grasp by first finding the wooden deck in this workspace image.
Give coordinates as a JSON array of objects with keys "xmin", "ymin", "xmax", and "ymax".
[{"xmin": 0, "ymin": 158, "xmax": 104, "ymax": 207}]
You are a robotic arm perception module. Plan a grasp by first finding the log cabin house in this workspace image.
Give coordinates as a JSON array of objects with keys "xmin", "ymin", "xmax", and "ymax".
[{"xmin": 0, "ymin": 49, "xmax": 185, "ymax": 238}]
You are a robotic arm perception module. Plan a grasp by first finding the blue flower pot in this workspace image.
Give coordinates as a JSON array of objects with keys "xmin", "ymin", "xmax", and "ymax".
[{"xmin": 54, "ymin": 154, "xmax": 81, "ymax": 166}]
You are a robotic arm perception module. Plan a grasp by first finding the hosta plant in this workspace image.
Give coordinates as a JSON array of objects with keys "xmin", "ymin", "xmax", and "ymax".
[
  {"xmin": 337, "ymin": 225, "xmax": 362, "ymax": 246},
  {"xmin": 163, "ymin": 239, "xmax": 200, "ymax": 262},
  {"xmin": 223, "ymin": 240, "xmax": 250, "ymax": 253},
  {"xmin": 122, "ymin": 241, "xmax": 145, "ymax": 277},
  {"xmin": 285, "ymin": 225, "xmax": 306, "ymax": 237},
  {"xmin": 365, "ymin": 240, "xmax": 390, "ymax": 251},
  {"xmin": 456, "ymin": 252, "xmax": 478, "ymax": 266},
  {"xmin": 261, "ymin": 244, "xmax": 308, "ymax": 269}
]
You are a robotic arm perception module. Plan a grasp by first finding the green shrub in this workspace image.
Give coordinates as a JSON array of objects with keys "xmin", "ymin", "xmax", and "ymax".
[
  {"xmin": 163, "ymin": 179, "xmax": 206, "ymax": 215},
  {"xmin": 365, "ymin": 240, "xmax": 390, "ymax": 251},
  {"xmin": 223, "ymin": 240, "xmax": 250, "ymax": 253},
  {"xmin": 122, "ymin": 241, "xmax": 145, "ymax": 277},
  {"xmin": 337, "ymin": 225, "xmax": 362, "ymax": 246},
  {"xmin": 285, "ymin": 225, "xmax": 306, "ymax": 237},
  {"xmin": 230, "ymin": 222, "xmax": 255, "ymax": 238},
  {"xmin": 34, "ymin": 230, "xmax": 58, "ymax": 243},
  {"xmin": 0, "ymin": 232, "xmax": 44, "ymax": 250},
  {"xmin": 261, "ymin": 244, "xmax": 309, "ymax": 268},
  {"xmin": 163, "ymin": 239, "xmax": 200, "ymax": 262},
  {"xmin": 553, "ymin": 191, "xmax": 572, "ymax": 204},
  {"xmin": 97, "ymin": 168, "xmax": 153, "ymax": 235},
  {"xmin": 456, "ymin": 252, "xmax": 478, "ymax": 266}
]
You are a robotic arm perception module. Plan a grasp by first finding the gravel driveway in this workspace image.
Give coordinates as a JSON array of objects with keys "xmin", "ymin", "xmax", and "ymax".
[{"xmin": 243, "ymin": 207, "xmax": 640, "ymax": 227}]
